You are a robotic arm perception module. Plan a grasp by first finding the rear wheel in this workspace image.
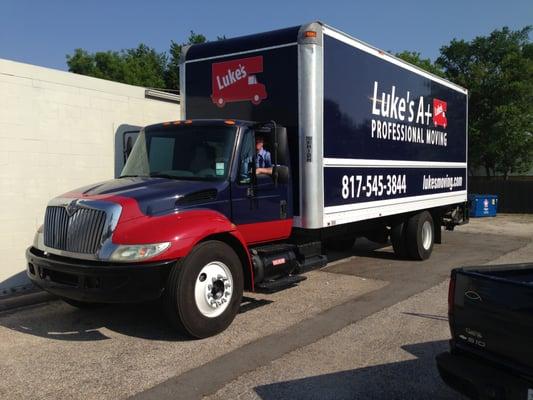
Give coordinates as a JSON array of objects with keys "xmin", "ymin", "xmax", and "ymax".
[
  {"xmin": 406, "ymin": 211, "xmax": 434, "ymax": 260},
  {"xmin": 391, "ymin": 220, "xmax": 409, "ymax": 259},
  {"xmin": 164, "ymin": 240, "xmax": 244, "ymax": 338}
]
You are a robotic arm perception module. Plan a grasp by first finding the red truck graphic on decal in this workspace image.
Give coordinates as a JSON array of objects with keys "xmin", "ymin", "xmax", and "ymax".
[
  {"xmin": 211, "ymin": 56, "xmax": 267, "ymax": 107},
  {"xmin": 433, "ymin": 98, "xmax": 448, "ymax": 128}
]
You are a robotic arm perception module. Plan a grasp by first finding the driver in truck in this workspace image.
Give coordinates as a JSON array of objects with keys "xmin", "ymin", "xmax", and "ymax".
[{"xmin": 255, "ymin": 135, "xmax": 272, "ymax": 175}]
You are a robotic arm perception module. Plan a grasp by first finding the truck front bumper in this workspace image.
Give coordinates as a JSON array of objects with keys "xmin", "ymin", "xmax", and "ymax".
[
  {"xmin": 437, "ymin": 350, "xmax": 533, "ymax": 400},
  {"xmin": 26, "ymin": 247, "xmax": 175, "ymax": 304}
]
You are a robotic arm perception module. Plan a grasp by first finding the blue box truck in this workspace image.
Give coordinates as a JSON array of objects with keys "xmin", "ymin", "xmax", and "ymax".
[{"xmin": 27, "ymin": 22, "xmax": 469, "ymax": 337}]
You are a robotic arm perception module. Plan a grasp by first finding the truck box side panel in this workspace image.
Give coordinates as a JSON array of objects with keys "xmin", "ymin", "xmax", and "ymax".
[
  {"xmin": 183, "ymin": 41, "xmax": 301, "ymax": 216},
  {"xmin": 322, "ymin": 27, "xmax": 467, "ymax": 226}
]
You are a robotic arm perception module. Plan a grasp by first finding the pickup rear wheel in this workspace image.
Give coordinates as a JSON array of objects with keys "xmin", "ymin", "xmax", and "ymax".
[
  {"xmin": 406, "ymin": 211, "xmax": 434, "ymax": 260},
  {"xmin": 164, "ymin": 240, "xmax": 243, "ymax": 338}
]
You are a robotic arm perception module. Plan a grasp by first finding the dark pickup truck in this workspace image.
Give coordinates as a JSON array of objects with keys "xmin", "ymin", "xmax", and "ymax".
[{"xmin": 437, "ymin": 264, "xmax": 533, "ymax": 400}]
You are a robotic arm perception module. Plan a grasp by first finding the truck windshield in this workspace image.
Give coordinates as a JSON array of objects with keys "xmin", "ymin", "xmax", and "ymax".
[{"xmin": 120, "ymin": 125, "xmax": 236, "ymax": 180}]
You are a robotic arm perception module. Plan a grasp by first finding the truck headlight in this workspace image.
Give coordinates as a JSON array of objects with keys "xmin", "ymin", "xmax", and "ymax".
[
  {"xmin": 33, "ymin": 224, "xmax": 44, "ymax": 249},
  {"xmin": 109, "ymin": 242, "xmax": 170, "ymax": 262}
]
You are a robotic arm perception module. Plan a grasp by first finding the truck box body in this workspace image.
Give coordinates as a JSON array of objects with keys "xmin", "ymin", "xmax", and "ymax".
[
  {"xmin": 438, "ymin": 264, "xmax": 533, "ymax": 397},
  {"xmin": 26, "ymin": 22, "xmax": 469, "ymax": 338},
  {"xmin": 181, "ymin": 22, "xmax": 468, "ymax": 230}
]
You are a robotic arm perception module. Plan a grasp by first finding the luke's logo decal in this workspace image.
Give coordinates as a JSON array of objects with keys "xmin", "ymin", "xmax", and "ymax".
[
  {"xmin": 211, "ymin": 56, "xmax": 267, "ymax": 107},
  {"xmin": 433, "ymin": 98, "xmax": 448, "ymax": 128}
]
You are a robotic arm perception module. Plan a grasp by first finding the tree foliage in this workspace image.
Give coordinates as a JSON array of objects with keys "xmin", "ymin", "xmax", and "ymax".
[
  {"xmin": 66, "ymin": 31, "xmax": 211, "ymax": 91},
  {"xmin": 395, "ymin": 51, "xmax": 445, "ymax": 77},
  {"xmin": 397, "ymin": 27, "xmax": 533, "ymax": 177},
  {"xmin": 437, "ymin": 26, "xmax": 533, "ymax": 178},
  {"xmin": 165, "ymin": 31, "xmax": 207, "ymax": 91},
  {"xmin": 67, "ymin": 44, "xmax": 167, "ymax": 88}
]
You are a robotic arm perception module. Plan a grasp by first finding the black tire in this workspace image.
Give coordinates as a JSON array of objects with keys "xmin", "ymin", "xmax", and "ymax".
[
  {"xmin": 62, "ymin": 298, "xmax": 106, "ymax": 309},
  {"xmin": 324, "ymin": 235, "xmax": 356, "ymax": 252},
  {"xmin": 391, "ymin": 220, "xmax": 409, "ymax": 259},
  {"xmin": 164, "ymin": 240, "xmax": 244, "ymax": 339},
  {"xmin": 406, "ymin": 211, "xmax": 434, "ymax": 260}
]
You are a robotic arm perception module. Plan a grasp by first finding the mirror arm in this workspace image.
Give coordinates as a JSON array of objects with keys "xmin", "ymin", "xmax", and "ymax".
[
  {"xmin": 247, "ymin": 158, "xmax": 257, "ymax": 198},
  {"xmin": 269, "ymin": 120, "xmax": 278, "ymax": 187}
]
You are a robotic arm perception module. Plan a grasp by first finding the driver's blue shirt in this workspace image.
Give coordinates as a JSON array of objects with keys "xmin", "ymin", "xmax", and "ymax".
[
  {"xmin": 256, "ymin": 148, "xmax": 272, "ymax": 168},
  {"xmin": 241, "ymin": 148, "xmax": 272, "ymax": 181}
]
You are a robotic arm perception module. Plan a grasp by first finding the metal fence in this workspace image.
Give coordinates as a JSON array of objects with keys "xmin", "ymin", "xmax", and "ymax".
[{"xmin": 468, "ymin": 177, "xmax": 533, "ymax": 213}]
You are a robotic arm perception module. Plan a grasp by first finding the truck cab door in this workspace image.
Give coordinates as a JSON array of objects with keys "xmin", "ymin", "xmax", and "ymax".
[
  {"xmin": 114, "ymin": 124, "xmax": 141, "ymax": 177},
  {"xmin": 230, "ymin": 126, "xmax": 292, "ymax": 243}
]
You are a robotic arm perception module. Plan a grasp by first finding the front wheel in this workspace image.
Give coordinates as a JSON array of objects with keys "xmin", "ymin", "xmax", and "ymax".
[{"xmin": 164, "ymin": 240, "xmax": 244, "ymax": 338}]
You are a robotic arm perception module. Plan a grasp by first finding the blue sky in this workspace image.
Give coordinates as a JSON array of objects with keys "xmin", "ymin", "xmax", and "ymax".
[{"xmin": 1, "ymin": 0, "xmax": 531, "ymax": 71}]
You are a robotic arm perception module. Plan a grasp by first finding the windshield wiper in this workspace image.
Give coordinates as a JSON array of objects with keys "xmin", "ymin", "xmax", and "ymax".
[
  {"xmin": 150, "ymin": 173, "xmax": 182, "ymax": 180},
  {"xmin": 119, "ymin": 174, "xmax": 148, "ymax": 178}
]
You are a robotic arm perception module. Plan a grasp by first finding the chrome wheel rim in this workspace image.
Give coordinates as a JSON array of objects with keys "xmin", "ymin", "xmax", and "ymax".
[
  {"xmin": 421, "ymin": 220, "xmax": 433, "ymax": 250},
  {"xmin": 194, "ymin": 261, "xmax": 233, "ymax": 318}
]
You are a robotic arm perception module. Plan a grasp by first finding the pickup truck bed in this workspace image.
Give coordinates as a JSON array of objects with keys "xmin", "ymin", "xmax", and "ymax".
[{"xmin": 437, "ymin": 263, "xmax": 533, "ymax": 400}]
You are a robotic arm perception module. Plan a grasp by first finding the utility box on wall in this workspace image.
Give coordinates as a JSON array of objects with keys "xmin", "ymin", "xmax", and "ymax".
[{"xmin": 468, "ymin": 194, "xmax": 498, "ymax": 217}]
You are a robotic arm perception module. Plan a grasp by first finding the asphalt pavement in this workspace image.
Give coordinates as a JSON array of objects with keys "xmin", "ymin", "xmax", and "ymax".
[{"xmin": 0, "ymin": 216, "xmax": 531, "ymax": 400}]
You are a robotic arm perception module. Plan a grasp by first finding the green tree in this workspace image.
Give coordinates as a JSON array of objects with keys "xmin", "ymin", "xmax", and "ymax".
[
  {"xmin": 66, "ymin": 31, "xmax": 218, "ymax": 92},
  {"xmin": 395, "ymin": 51, "xmax": 445, "ymax": 77},
  {"xmin": 165, "ymin": 31, "xmax": 208, "ymax": 91},
  {"xmin": 437, "ymin": 26, "xmax": 533, "ymax": 178},
  {"xmin": 121, "ymin": 44, "xmax": 167, "ymax": 88},
  {"xmin": 66, "ymin": 44, "xmax": 167, "ymax": 88}
]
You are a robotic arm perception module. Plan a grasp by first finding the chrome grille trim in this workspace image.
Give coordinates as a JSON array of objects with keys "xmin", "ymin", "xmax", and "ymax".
[
  {"xmin": 40, "ymin": 198, "xmax": 123, "ymax": 261},
  {"xmin": 44, "ymin": 206, "xmax": 107, "ymax": 254}
]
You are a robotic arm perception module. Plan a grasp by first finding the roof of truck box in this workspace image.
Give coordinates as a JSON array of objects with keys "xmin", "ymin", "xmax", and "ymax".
[{"xmin": 182, "ymin": 21, "xmax": 467, "ymax": 95}]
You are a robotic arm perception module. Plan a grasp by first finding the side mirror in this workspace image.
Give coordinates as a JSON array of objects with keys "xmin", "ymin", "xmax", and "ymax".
[{"xmin": 273, "ymin": 165, "xmax": 289, "ymax": 185}]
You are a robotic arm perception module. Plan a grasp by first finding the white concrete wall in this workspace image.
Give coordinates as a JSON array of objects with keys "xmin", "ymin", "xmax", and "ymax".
[{"xmin": 0, "ymin": 58, "xmax": 181, "ymax": 295}]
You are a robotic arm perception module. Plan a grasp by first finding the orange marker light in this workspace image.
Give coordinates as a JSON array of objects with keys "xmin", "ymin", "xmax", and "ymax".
[
  {"xmin": 173, "ymin": 120, "xmax": 181, "ymax": 125},
  {"xmin": 163, "ymin": 122, "xmax": 171, "ymax": 126},
  {"xmin": 304, "ymin": 31, "xmax": 317, "ymax": 38},
  {"xmin": 185, "ymin": 119, "xmax": 193, "ymax": 124},
  {"xmin": 224, "ymin": 120, "xmax": 236, "ymax": 125}
]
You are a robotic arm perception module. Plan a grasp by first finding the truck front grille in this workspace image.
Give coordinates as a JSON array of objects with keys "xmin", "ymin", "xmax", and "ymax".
[{"xmin": 43, "ymin": 206, "xmax": 107, "ymax": 254}]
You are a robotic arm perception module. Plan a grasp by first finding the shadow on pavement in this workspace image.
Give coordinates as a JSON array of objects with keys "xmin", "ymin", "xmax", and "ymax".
[
  {"xmin": 402, "ymin": 311, "xmax": 449, "ymax": 322},
  {"xmin": 326, "ymin": 238, "xmax": 393, "ymax": 264},
  {"xmin": 253, "ymin": 340, "xmax": 456, "ymax": 400},
  {"xmin": 0, "ymin": 295, "xmax": 272, "ymax": 342}
]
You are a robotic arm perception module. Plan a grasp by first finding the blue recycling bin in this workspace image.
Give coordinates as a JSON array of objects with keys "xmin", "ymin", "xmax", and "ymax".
[{"xmin": 468, "ymin": 194, "xmax": 498, "ymax": 217}]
